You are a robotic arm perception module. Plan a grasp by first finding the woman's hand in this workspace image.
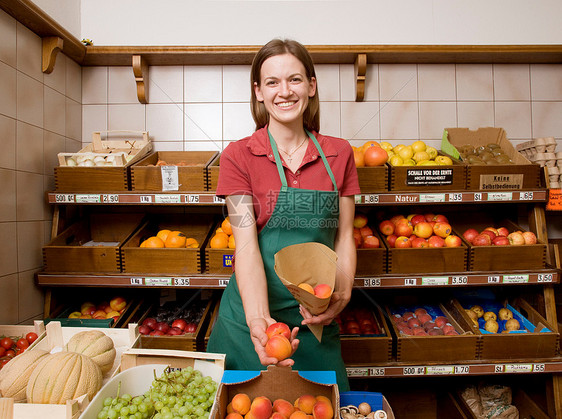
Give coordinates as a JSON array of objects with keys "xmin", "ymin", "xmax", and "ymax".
[
  {"xmin": 249, "ymin": 318, "xmax": 300, "ymax": 367},
  {"xmin": 299, "ymin": 290, "xmax": 351, "ymax": 326}
]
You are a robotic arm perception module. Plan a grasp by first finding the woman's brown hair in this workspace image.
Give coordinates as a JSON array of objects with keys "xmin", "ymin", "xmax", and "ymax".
[{"xmin": 250, "ymin": 39, "xmax": 320, "ymax": 132}]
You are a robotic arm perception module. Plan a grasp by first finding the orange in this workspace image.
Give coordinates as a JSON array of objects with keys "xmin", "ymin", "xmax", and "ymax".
[
  {"xmin": 360, "ymin": 140, "xmax": 380, "ymax": 153},
  {"xmin": 165, "ymin": 231, "xmax": 187, "ymax": 248},
  {"xmin": 210, "ymin": 232, "xmax": 229, "ymax": 249},
  {"xmin": 185, "ymin": 237, "xmax": 199, "ymax": 248},
  {"xmin": 221, "ymin": 217, "xmax": 233, "ymax": 235},
  {"xmin": 364, "ymin": 146, "xmax": 388, "ymax": 166},
  {"xmin": 141, "ymin": 236, "xmax": 165, "ymax": 248},
  {"xmin": 228, "ymin": 234, "xmax": 235, "ymax": 249},
  {"xmin": 156, "ymin": 229, "xmax": 171, "ymax": 242},
  {"xmin": 353, "ymin": 149, "xmax": 365, "ymax": 167}
]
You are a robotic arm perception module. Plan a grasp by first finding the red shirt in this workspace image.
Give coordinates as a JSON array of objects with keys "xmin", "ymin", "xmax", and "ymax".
[{"xmin": 216, "ymin": 127, "xmax": 360, "ymax": 232}]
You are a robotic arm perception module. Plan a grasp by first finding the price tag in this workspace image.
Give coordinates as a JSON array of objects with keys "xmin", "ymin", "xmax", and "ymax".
[
  {"xmin": 504, "ymin": 364, "xmax": 533, "ymax": 373},
  {"xmin": 173, "ymin": 278, "xmax": 190, "ymax": 287},
  {"xmin": 451, "ymin": 276, "xmax": 468, "ymax": 285},
  {"xmin": 403, "ymin": 367, "xmax": 425, "ymax": 376},
  {"xmin": 145, "ymin": 277, "xmax": 172, "ymax": 286},
  {"xmin": 488, "ymin": 275, "xmax": 500, "ymax": 284},
  {"xmin": 102, "ymin": 194, "xmax": 119, "ymax": 203},
  {"xmin": 214, "ymin": 196, "xmax": 225, "ymax": 204},
  {"xmin": 502, "ymin": 274, "xmax": 529, "ymax": 284},
  {"xmin": 363, "ymin": 278, "xmax": 381, "ymax": 287},
  {"xmin": 404, "ymin": 278, "xmax": 417, "ymax": 286},
  {"xmin": 473, "ymin": 192, "xmax": 483, "ymax": 201},
  {"xmin": 488, "ymin": 192, "xmax": 513, "ymax": 201},
  {"xmin": 546, "ymin": 189, "xmax": 562, "ymax": 211},
  {"xmin": 454, "ymin": 365, "xmax": 470, "ymax": 375},
  {"xmin": 519, "ymin": 191, "xmax": 534, "ymax": 201},
  {"xmin": 364, "ymin": 194, "xmax": 379, "ymax": 204},
  {"xmin": 55, "ymin": 193, "xmax": 75, "ymax": 203},
  {"xmin": 537, "ymin": 273, "xmax": 553, "ymax": 283},
  {"xmin": 130, "ymin": 277, "xmax": 143, "ymax": 286},
  {"xmin": 426, "ymin": 366, "xmax": 454, "ymax": 375},
  {"xmin": 218, "ymin": 279, "xmax": 230, "ymax": 287},
  {"xmin": 354, "ymin": 195, "xmax": 362, "ymax": 204},
  {"xmin": 421, "ymin": 277, "xmax": 448, "ymax": 286},
  {"xmin": 369, "ymin": 368, "xmax": 385, "ymax": 377},
  {"xmin": 347, "ymin": 368, "xmax": 369, "ymax": 377},
  {"xmin": 140, "ymin": 195, "xmax": 153, "ymax": 203},
  {"xmin": 161, "ymin": 166, "xmax": 179, "ymax": 191},
  {"xmin": 155, "ymin": 194, "xmax": 181, "ymax": 204},
  {"xmin": 494, "ymin": 365, "xmax": 504, "ymax": 373},
  {"xmin": 76, "ymin": 194, "xmax": 101, "ymax": 203},
  {"xmin": 448, "ymin": 193, "xmax": 463, "ymax": 202},
  {"xmin": 533, "ymin": 363, "xmax": 546, "ymax": 373},
  {"xmin": 419, "ymin": 194, "xmax": 446, "ymax": 203},
  {"xmin": 186, "ymin": 194, "xmax": 200, "ymax": 204}
]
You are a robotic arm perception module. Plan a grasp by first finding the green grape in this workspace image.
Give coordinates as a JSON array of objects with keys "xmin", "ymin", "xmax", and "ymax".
[
  {"xmin": 97, "ymin": 411, "xmax": 107, "ymax": 419},
  {"xmin": 103, "ymin": 397, "xmax": 113, "ymax": 407},
  {"xmin": 204, "ymin": 384, "xmax": 214, "ymax": 393},
  {"xmin": 106, "ymin": 408, "xmax": 118, "ymax": 419},
  {"xmin": 122, "ymin": 393, "xmax": 133, "ymax": 402},
  {"xmin": 138, "ymin": 403, "xmax": 148, "ymax": 413},
  {"xmin": 120, "ymin": 406, "xmax": 130, "ymax": 416},
  {"xmin": 129, "ymin": 404, "xmax": 138, "ymax": 414},
  {"xmin": 155, "ymin": 400, "xmax": 164, "ymax": 411}
]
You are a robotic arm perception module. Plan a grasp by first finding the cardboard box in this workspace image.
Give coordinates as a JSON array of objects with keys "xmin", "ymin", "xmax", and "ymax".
[
  {"xmin": 81, "ymin": 350, "xmax": 225, "ymax": 419},
  {"xmin": 442, "ymin": 127, "xmax": 542, "ymax": 190},
  {"xmin": 212, "ymin": 366, "xmax": 339, "ymax": 419},
  {"xmin": 340, "ymin": 391, "xmax": 395, "ymax": 419}
]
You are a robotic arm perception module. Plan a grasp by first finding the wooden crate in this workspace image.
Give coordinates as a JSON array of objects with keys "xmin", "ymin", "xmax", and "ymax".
[
  {"xmin": 386, "ymin": 298, "xmax": 480, "ymax": 363},
  {"xmin": 42, "ymin": 213, "xmax": 145, "ymax": 272},
  {"xmin": 0, "ymin": 321, "xmax": 46, "ymax": 350},
  {"xmin": 133, "ymin": 296, "xmax": 215, "ymax": 352},
  {"xmin": 389, "ymin": 153, "xmax": 466, "ymax": 191},
  {"xmin": 205, "ymin": 224, "xmax": 234, "ymax": 275},
  {"xmin": 207, "ymin": 153, "xmax": 221, "ymax": 192},
  {"xmin": 453, "ymin": 219, "xmax": 547, "ymax": 271},
  {"xmin": 356, "ymin": 230, "xmax": 387, "ymax": 275},
  {"xmin": 55, "ymin": 131, "xmax": 152, "ymax": 192},
  {"xmin": 385, "ymin": 240, "xmax": 467, "ymax": 274},
  {"xmin": 202, "ymin": 298, "xmax": 220, "ymax": 352},
  {"xmin": 356, "ymin": 164, "xmax": 389, "ymax": 193},
  {"xmin": 444, "ymin": 127, "xmax": 542, "ymax": 190},
  {"xmin": 131, "ymin": 151, "xmax": 218, "ymax": 192},
  {"xmin": 457, "ymin": 297, "xmax": 559, "ymax": 360},
  {"xmin": 121, "ymin": 214, "xmax": 213, "ymax": 274}
]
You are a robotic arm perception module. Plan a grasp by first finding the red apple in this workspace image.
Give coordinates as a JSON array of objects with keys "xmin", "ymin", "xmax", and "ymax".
[
  {"xmin": 395, "ymin": 219, "xmax": 413, "ymax": 237},
  {"xmin": 508, "ymin": 231, "xmax": 525, "ymax": 246},
  {"xmin": 413, "ymin": 328, "xmax": 428, "ymax": 336},
  {"xmin": 484, "ymin": 227, "xmax": 499, "ymax": 236},
  {"xmin": 353, "ymin": 214, "xmax": 368, "ymax": 229},
  {"xmin": 423, "ymin": 213, "xmax": 436, "ymax": 222},
  {"xmin": 423, "ymin": 321, "xmax": 436, "ymax": 331},
  {"xmin": 138, "ymin": 325, "xmax": 152, "ymax": 335},
  {"xmin": 359, "ymin": 226, "xmax": 373, "ymax": 238},
  {"xmin": 150, "ymin": 330, "xmax": 165, "ymax": 336},
  {"xmin": 185, "ymin": 323, "xmax": 197, "ymax": 333},
  {"xmin": 428, "ymin": 328, "xmax": 444, "ymax": 336},
  {"xmin": 353, "ymin": 229, "xmax": 362, "ymax": 248},
  {"xmin": 472, "ymin": 233, "xmax": 492, "ymax": 246},
  {"xmin": 407, "ymin": 318, "xmax": 421, "ymax": 328},
  {"xmin": 402, "ymin": 312, "xmax": 415, "ymax": 321},
  {"xmin": 414, "ymin": 308, "xmax": 428, "ymax": 316},
  {"xmin": 142, "ymin": 317, "xmax": 157, "ymax": 330},
  {"xmin": 410, "ymin": 214, "xmax": 426, "ymax": 226},
  {"xmin": 463, "ymin": 228, "xmax": 479, "ymax": 243},
  {"xmin": 411, "ymin": 237, "xmax": 429, "ymax": 248},
  {"xmin": 110, "ymin": 296, "xmax": 127, "ymax": 312},
  {"xmin": 444, "ymin": 235, "xmax": 462, "ymax": 247},
  {"xmin": 434, "ymin": 316, "xmax": 448, "ymax": 328},
  {"xmin": 433, "ymin": 222, "xmax": 452, "ymax": 238},
  {"xmin": 492, "ymin": 236, "xmax": 510, "ymax": 246},
  {"xmin": 395, "ymin": 236, "xmax": 412, "ymax": 248},
  {"xmin": 522, "ymin": 231, "xmax": 537, "ymax": 244},
  {"xmin": 389, "ymin": 214, "xmax": 406, "ymax": 224},
  {"xmin": 418, "ymin": 313, "xmax": 432, "ymax": 324},
  {"xmin": 171, "ymin": 319, "xmax": 188, "ymax": 331},
  {"xmin": 442, "ymin": 324, "xmax": 456, "ymax": 334},
  {"xmin": 428, "ymin": 235, "xmax": 445, "ymax": 248},
  {"xmin": 155, "ymin": 322, "xmax": 170, "ymax": 334},
  {"xmin": 92, "ymin": 310, "xmax": 107, "ymax": 319},
  {"xmin": 480, "ymin": 230, "xmax": 497, "ymax": 241},
  {"xmin": 413, "ymin": 222, "xmax": 433, "ymax": 238},
  {"xmin": 362, "ymin": 235, "xmax": 380, "ymax": 248},
  {"xmin": 432, "ymin": 214, "xmax": 449, "ymax": 224},
  {"xmin": 386, "ymin": 234, "xmax": 397, "ymax": 248},
  {"xmin": 496, "ymin": 227, "xmax": 509, "ymax": 237},
  {"xmin": 378, "ymin": 220, "xmax": 395, "ymax": 236},
  {"xmin": 168, "ymin": 327, "xmax": 183, "ymax": 336}
]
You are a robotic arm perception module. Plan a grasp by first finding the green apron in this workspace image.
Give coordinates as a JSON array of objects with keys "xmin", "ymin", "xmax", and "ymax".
[{"xmin": 207, "ymin": 129, "xmax": 349, "ymax": 391}]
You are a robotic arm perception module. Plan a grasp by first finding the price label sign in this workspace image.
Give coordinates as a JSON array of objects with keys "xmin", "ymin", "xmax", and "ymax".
[
  {"xmin": 55, "ymin": 193, "xmax": 75, "ymax": 203},
  {"xmin": 426, "ymin": 366, "xmax": 454, "ymax": 375},
  {"xmin": 473, "ymin": 192, "xmax": 483, "ymax": 201},
  {"xmin": 546, "ymin": 189, "xmax": 562, "ymax": 211},
  {"xmin": 140, "ymin": 195, "xmax": 153, "ymax": 203},
  {"xmin": 161, "ymin": 166, "xmax": 179, "ymax": 191},
  {"xmin": 130, "ymin": 277, "xmax": 143, "ymax": 286},
  {"xmin": 419, "ymin": 194, "xmax": 446, "ymax": 203},
  {"xmin": 519, "ymin": 191, "xmax": 534, "ymax": 201},
  {"xmin": 421, "ymin": 277, "xmax": 448, "ymax": 286},
  {"xmin": 218, "ymin": 279, "xmax": 230, "ymax": 287},
  {"xmin": 404, "ymin": 278, "xmax": 417, "ymax": 286},
  {"xmin": 102, "ymin": 194, "xmax": 119, "ymax": 203},
  {"xmin": 488, "ymin": 192, "xmax": 513, "ymax": 201},
  {"xmin": 502, "ymin": 274, "xmax": 529, "ymax": 284},
  {"xmin": 488, "ymin": 275, "xmax": 500, "ymax": 284},
  {"xmin": 173, "ymin": 278, "xmax": 190, "ymax": 287},
  {"xmin": 364, "ymin": 194, "xmax": 379, "ymax": 204},
  {"xmin": 145, "ymin": 277, "xmax": 172, "ymax": 286},
  {"xmin": 451, "ymin": 276, "xmax": 468, "ymax": 285},
  {"xmin": 76, "ymin": 194, "xmax": 101, "ymax": 203},
  {"xmin": 369, "ymin": 368, "xmax": 385, "ymax": 377},
  {"xmin": 504, "ymin": 364, "xmax": 533, "ymax": 373},
  {"xmin": 155, "ymin": 194, "xmax": 181, "ymax": 204},
  {"xmin": 186, "ymin": 194, "xmax": 200, "ymax": 204},
  {"xmin": 448, "ymin": 193, "xmax": 463, "ymax": 202},
  {"xmin": 354, "ymin": 195, "xmax": 362, "ymax": 204},
  {"xmin": 363, "ymin": 278, "xmax": 381, "ymax": 287},
  {"xmin": 403, "ymin": 367, "xmax": 425, "ymax": 376},
  {"xmin": 494, "ymin": 365, "xmax": 504, "ymax": 373},
  {"xmin": 214, "ymin": 196, "xmax": 225, "ymax": 204},
  {"xmin": 537, "ymin": 273, "xmax": 553, "ymax": 283},
  {"xmin": 533, "ymin": 364, "xmax": 546, "ymax": 373},
  {"xmin": 454, "ymin": 366, "xmax": 470, "ymax": 375},
  {"xmin": 347, "ymin": 368, "xmax": 369, "ymax": 377}
]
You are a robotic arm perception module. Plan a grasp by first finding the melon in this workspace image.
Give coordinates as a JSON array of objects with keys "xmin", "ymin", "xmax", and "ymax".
[
  {"xmin": 64, "ymin": 330, "xmax": 116, "ymax": 374},
  {"xmin": 0, "ymin": 349, "xmax": 49, "ymax": 402},
  {"xmin": 26, "ymin": 352, "xmax": 102, "ymax": 404}
]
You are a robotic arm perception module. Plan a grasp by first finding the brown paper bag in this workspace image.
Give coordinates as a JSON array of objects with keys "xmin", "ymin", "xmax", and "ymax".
[{"xmin": 274, "ymin": 242, "xmax": 337, "ymax": 342}]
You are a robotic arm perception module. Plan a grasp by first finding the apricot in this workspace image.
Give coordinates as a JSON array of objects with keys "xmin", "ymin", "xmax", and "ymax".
[
  {"xmin": 296, "ymin": 395, "xmax": 316, "ymax": 414},
  {"xmin": 315, "ymin": 396, "xmax": 331, "ymax": 405},
  {"xmin": 250, "ymin": 396, "xmax": 273, "ymax": 419},
  {"xmin": 265, "ymin": 334, "xmax": 292, "ymax": 361},
  {"xmin": 313, "ymin": 284, "xmax": 332, "ymax": 299},
  {"xmin": 226, "ymin": 414, "xmax": 244, "ymax": 419},
  {"xmin": 312, "ymin": 399, "xmax": 334, "ymax": 419},
  {"xmin": 227, "ymin": 403, "xmax": 234, "ymax": 414},
  {"xmin": 266, "ymin": 322, "xmax": 291, "ymax": 340},
  {"xmin": 273, "ymin": 398, "xmax": 295, "ymax": 418},
  {"xmin": 271, "ymin": 413, "xmax": 286, "ymax": 419},
  {"xmin": 298, "ymin": 283, "xmax": 314, "ymax": 294},
  {"xmin": 231, "ymin": 393, "xmax": 251, "ymax": 415},
  {"xmin": 289, "ymin": 411, "xmax": 310, "ymax": 419}
]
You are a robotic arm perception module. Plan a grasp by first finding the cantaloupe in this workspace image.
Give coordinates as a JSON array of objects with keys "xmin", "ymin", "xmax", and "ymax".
[
  {"xmin": 0, "ymin": 349, "xmax": 49, "ymax": 402},
  {"xmin": 64, "ymin": 330, "xmax": 116, "ymax": 374},
  {"xmin": 26, "ymin": 352, "xmax": 102, "ymax": 404}
]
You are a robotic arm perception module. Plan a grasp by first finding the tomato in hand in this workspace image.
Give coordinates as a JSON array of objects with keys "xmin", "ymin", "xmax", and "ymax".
[
  {"xmin": 0, "ymin": 337, "xmax": 14, "ymax": 350},
  {"xmin": 16, "ymin": 338, "xmax": 29, "ymax": 350},
  {"xmin": 25, "ymin": 332, "xmax": 38, "ymax": 344}
]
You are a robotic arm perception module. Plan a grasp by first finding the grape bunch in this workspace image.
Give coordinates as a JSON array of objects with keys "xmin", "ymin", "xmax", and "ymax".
[{"xmin": 97, "ymin": 366, "xmax": 218, "ymax": 419}]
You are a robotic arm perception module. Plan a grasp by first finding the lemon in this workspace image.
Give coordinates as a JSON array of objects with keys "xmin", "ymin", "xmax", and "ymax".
[
  {"xmin": 389, "ymin": 155, "xmax": 404, "ymax": 166},
  {"xmin": 386, "ymin": 150, "xmax": 395, "ymax": 158},
  {"xmin": 411, "ymin": 140, "xmax": 427, "ymax": 153},
  {"xmin": 403, "ymin": 158, "xmax": 416, "ymax": 166},
  {"xmin": 435, "ymin": 155, "xmax": 453, "ymax": 165},
  {"xmin": 398, "ymin": 146, "xmax": 414, "ymax": 160},
  {"xmin": 418, "ymin": 160, "xmax": 436, "ymax": 166},
  {"xmin": 426, "ymin": 146, "xmax": 438, "ymax": 160},
  {"xmin": 413, "ymin": 151, "xmax": 430, "ymax": 163},
  {"xmin": 393, "ymin": 144, "xmax": 405, "ymax": 154},
  {"xmin": 380, "ymin": 141, "xmax": 393, "ymax": 152}
]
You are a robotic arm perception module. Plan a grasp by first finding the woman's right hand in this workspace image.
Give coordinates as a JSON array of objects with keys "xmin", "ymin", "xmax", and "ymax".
[{"xmin": 249, "ymin": 318, "xmax": 299, "ymax": 367}]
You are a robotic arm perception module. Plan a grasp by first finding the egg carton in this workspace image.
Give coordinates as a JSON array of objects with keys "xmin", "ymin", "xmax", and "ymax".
[
  {"xmin": 516, "ymin": 137, "xmax": 558, "ymax": 155},
  {"xmin": 546, "ymin": 166, "xmax": 562, "ymax": 189}
]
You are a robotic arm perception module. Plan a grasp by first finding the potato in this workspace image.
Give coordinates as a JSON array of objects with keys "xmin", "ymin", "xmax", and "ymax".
[
  {"xmin": 505, "ymin": 318, "xmax": 520, "ymax": 331},
  {"xmin": 484, "ymin": 319, "xmax": 499, "ymax": 333},
  {"xmin": 470, "ymin": 305, "xmax": 484, "ymax": 318},
  {"xmin": 483, "ymin": 311, "xmax": 497, "ymax": 321},
  {"xmin": 498, "ymin": 308, "xmax": 513, "ymax": 320}
]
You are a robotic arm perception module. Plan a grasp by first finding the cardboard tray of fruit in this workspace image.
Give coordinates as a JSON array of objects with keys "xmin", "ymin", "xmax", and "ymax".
[
  {"xmin": 453, "ymin": 217, "xmax": 547, "ymax": 271},
  {"xmin": 121, "ymin": 213, "xmax": 214, "ymax": 274},
  {"xmin": 212, "ymin": 366, "xmax": 339, "ymax": 419},
  {"xmin": 55, "ymin": 131, "xmax": 152, "ymax": 192},
  {"xmin": 131, "ymin": 150, "xmax": 219, "ymax": 192},
  {"xmin": 442, "ymin": 127, "xmax": 542, "ymax": 190},
  {"xmin": 42, "ymin": 212, "xmax": 145, "ymax": 273},
  {"xmin": 456, "ymin": 293, "xmax": 559, "ymax": 360},
  {"xmin": 134, "ymin": 290, "xmax": 217, "ymax": 352},
  {"xmin": 385, "ymin": 294, "xmax": 479, "ymax": 363},
  {"xmin": 336, "ymin": 292, "xmax": 392, "ymax": 364}
]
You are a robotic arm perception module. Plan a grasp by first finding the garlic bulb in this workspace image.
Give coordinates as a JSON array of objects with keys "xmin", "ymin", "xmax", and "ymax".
[{"xmin": 66, "ymin": 158, "xmax": 77, "ymax": 166}]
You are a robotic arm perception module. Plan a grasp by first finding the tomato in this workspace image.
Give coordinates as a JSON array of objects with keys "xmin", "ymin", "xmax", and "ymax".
[
  {"xmin": 16, "ymin": 338, "xmax": 29, "ymax": 350},
  {"xmin": 0, "ymin": 337, "xmax": 14, "ymax": 350},
  {"xmin": 25, "ymin": 332, "xmax": 38, "ymax": 344},
  {"xmin": 5, "ymin": 349, "xmax": 15, "ymax": 358},
  {"xmin": 0, "ymin": 347, "xmax": 5, "ymax": 357},
  {"xmin": 0, "ymin": 359, "xmax": 10, "ymax": 368}
]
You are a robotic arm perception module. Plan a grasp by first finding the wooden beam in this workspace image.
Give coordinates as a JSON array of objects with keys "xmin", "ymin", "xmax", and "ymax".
[{"xmin": 42, "ymin": 36, "xmax": 63, "ymax": 73}]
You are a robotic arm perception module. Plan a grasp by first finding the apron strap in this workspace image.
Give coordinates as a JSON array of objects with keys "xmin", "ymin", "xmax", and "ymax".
[{"xmin": 305, "ymin": 129, "xmax": 338, "ymax": 193}]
